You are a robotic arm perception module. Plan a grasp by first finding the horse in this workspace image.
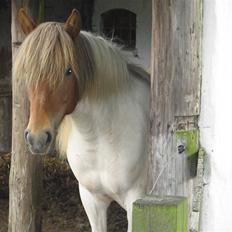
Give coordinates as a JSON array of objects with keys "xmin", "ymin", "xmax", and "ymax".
[{"xmin": 15, "ymin": 8, "xmax": 150, "ymax": 232}]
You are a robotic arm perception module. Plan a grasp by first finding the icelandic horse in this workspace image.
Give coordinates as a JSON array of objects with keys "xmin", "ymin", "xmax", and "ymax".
[{"xmin": 15, "ymin": 8, "xmax": 150, "ymax": 232}]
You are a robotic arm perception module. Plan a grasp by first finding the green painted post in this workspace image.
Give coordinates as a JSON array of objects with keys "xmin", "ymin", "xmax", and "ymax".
[{"xmin": 132, "ymin": 195, "xmax": 188, "ymax": 232}]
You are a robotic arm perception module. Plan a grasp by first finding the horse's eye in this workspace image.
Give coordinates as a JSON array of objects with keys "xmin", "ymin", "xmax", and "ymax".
[{"xmin": 65, "ymin": 68, "xmax": 72, "ymax": 77}]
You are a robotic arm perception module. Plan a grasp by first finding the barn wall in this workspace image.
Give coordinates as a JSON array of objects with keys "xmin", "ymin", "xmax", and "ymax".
[
  {"xmin": 200, "ymin": 0, "xmax": 232, "ymax": 230},
  {"xmin": 44, "ymin": 0, "xmax": 94, "ymax": 31},
  {"xmin": 92, "ymin": 0, "xmax": 152, "ymax": 71},
  {"xmin": 0, "ymin": 2, "xmax": 12, "ymax": 154}
]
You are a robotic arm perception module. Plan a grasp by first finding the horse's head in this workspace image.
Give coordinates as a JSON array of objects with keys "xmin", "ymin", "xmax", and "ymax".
[{"xmin": 16, "ymin": 9, "xmax": 81, "ymax": 155}]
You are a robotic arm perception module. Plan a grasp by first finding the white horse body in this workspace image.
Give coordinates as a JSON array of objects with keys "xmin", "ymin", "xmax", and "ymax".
[
  {"xmin": 67, "ymin": 76, "xmax": 149, "ymax": 232},
  {"xmin": 56, "ymin": 32, "xmax": 150, "ymax": 232}
]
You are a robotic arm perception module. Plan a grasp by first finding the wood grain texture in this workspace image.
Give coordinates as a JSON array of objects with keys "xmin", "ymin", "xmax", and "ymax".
[
  {"xmin": 149, "ymin": 0, "xmax": 202, "ymax": 219},
  {"xmin": 0, "ymin": 82, "xmax": 11, "ymax": 153},
  {"xmin": 0, "ymin": 37, "xmax": 12, "ymax": 153},
  {"xmin": 0, "ymin": 95, "xmax": 11, "ymax": 154},
  {"xmin": 8, "ymin": 1, "xmax": 43, "ymax": 231}
]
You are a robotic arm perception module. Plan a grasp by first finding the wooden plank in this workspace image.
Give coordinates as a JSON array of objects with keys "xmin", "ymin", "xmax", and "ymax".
[
  {"xmin": 149, "ymin": 0, "xmax": 202, "ymax": 217},
  {"xmin": 0, "ymin": 47, "xmax": 11, "ymax": 81},
  {"xmin": 0, "ymin": 95, "xmax": 11, "ymax": 154},
  {"xmin": 132, "ymin": 195, "xmax": 188, "ymax": 232},
  {"xmin": 0, "ymin": 82, "xmax": 11, "ymax": 153},
  {"xmin": 0, "ymin": 21, "xmax": 12, "ymax": 153},
  {"xmin": 172, "ymin": 0, "xmax": 202, "ymax": 116},
  {"xmin": 0, "ymin": 82, "xmax": 11, "ymax": 97},
  {"xmin": 8, "ymin": 1, "xmax": 43, "ymax": 231}
]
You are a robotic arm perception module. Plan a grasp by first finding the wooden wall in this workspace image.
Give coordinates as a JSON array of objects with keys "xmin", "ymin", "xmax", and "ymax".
[
  {"xmin": 35, "ymin": 0, "xmax": 94, "ymax": 30},
  {"xmin": 0, "ymin": 2, "xmax": 12, "ymax": 154}
]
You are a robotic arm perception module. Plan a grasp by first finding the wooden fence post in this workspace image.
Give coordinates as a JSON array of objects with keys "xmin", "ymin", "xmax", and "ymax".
[{"xmin": 8, "ymin": 1, "xmax": 43, "ymax": 231}]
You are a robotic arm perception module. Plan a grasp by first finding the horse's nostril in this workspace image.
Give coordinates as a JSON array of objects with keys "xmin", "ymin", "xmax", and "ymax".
[
  {"xmin": 24, "ymin": 130, "xmax": 33, "ymax": 145},
  {"xmin": 24, "ymin": 131, "xmax": 29, "ymax": 142},
  {"xmin": 45, "ymin": 131, "xmax": 52, "ymax": 145}
]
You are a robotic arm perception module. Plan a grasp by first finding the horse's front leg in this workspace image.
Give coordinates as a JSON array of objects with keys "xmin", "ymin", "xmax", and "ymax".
[
  {"xmin": 79, "ymin": 183, "xmax": 111, "ymax": 232},
  {"xmin": 124, "ymin": 189, "xmax": 146, "ymax": 232}
]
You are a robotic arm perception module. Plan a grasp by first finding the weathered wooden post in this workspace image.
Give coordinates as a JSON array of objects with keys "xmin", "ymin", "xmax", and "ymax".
[
  {"xmin": 133, "ymin": 0, "xmax": 202, "ymax": 231},
  {"xmin": 8, "ymin": 1, "xmax": 43, "ymax": 231}
]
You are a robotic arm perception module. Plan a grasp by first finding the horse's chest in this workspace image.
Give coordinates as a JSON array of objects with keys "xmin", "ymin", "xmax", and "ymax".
[
  {"xmin": 66, "ymin": 131, "xmax": 125, "ymax": 194},
  {"xmin": 67, "ymin": 152, "xmax": 126, "ymax": 195},
  {"xmin": 65, "ymin": 102, "xmax": 148, "ymax": 196}
]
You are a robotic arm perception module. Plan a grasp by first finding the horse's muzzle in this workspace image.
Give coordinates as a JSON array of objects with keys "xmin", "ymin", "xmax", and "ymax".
[{"xmin": 24, "ymin": 129, "xmax": 53, "ymax": 155}]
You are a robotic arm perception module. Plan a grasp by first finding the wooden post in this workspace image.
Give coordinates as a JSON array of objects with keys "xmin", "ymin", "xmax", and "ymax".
[
  {"xmin": 132, "ymin": 196, "xmax": 188, "ymax": 232},
  {"xmin": 133, "ymin": 0, "xmax": 203, "ymax": 230},
  {"xmin": 8, "ymin": 1, "xmax": 42, "ymax": 231},
  {"xmin": 149, "ymin": 0, "xmax": 202, "ymax": 196}
]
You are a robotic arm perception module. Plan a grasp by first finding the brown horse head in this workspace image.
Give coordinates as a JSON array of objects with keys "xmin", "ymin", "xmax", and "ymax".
[{"xmin": 16, "ymin": 9, "xmax": 81, "ymax": 154}]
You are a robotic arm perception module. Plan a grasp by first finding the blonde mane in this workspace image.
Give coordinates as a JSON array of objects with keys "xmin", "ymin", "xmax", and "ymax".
[
  {"xmin": 76, "ymin": 32, "xmax": 131, "ymax": 96},
  {"xmin": 13, "ymin": 21, "xmax": 149, "ymax": 157}
]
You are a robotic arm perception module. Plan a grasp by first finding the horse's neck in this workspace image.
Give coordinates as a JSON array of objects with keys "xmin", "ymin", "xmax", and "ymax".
[
  {"xmin": 72, "ymin": 74, "xmax": 149, "ymax": 131},
  {"xmin": 57, "ymin": 69, "xmax": 150, "ymax": 157},
  {"xmin": 72, "ymin": 80, "xmax": 131, "ymax": 126}
]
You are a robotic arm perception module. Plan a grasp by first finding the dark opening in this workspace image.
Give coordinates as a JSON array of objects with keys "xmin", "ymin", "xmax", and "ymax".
[{"xmin": 101, "ymin": 9, "xmax": 136, "ymax": 50}]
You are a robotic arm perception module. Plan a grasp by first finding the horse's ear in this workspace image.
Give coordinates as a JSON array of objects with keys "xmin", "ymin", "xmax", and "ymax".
[
  {"xmin": 18, "ymin": 8, "xmax": 36, "ymax": 35},
  {"xmin": 64, "ymin": 9, "xmax": 82, "ymax": 40}
]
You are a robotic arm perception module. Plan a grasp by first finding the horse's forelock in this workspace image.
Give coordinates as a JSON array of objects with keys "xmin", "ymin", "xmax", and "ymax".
[
  {"xmin": 14, "ymin": 22, "xmax": 78, "ymax": 88},
  {"xmin": 14, "ymin": 22, "xmax": 147, "ymax": 101}
]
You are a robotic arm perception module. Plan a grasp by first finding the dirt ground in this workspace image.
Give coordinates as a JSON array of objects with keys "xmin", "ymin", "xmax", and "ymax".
[{"xmin": 0, "ymin": 154, "xmax": 127, "ymax": 232}]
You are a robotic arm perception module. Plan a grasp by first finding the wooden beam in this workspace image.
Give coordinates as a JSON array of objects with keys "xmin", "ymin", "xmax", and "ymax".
[
  {"xmin": 149, "ymin": 0, "xmax": 202, "ymax": 195},
  {"xmin": 148, "ymin": 1, "xmax": 203, "ymax": 229},
  {"xmin": 8, "ymin": 1, "xmax": 43, "ymax": 231}
]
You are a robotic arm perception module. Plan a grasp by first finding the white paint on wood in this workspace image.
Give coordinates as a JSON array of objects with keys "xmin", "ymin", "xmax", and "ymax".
[{"xmin": 200, "ymin": 0, "xmax": 232, "ymax": 231}]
